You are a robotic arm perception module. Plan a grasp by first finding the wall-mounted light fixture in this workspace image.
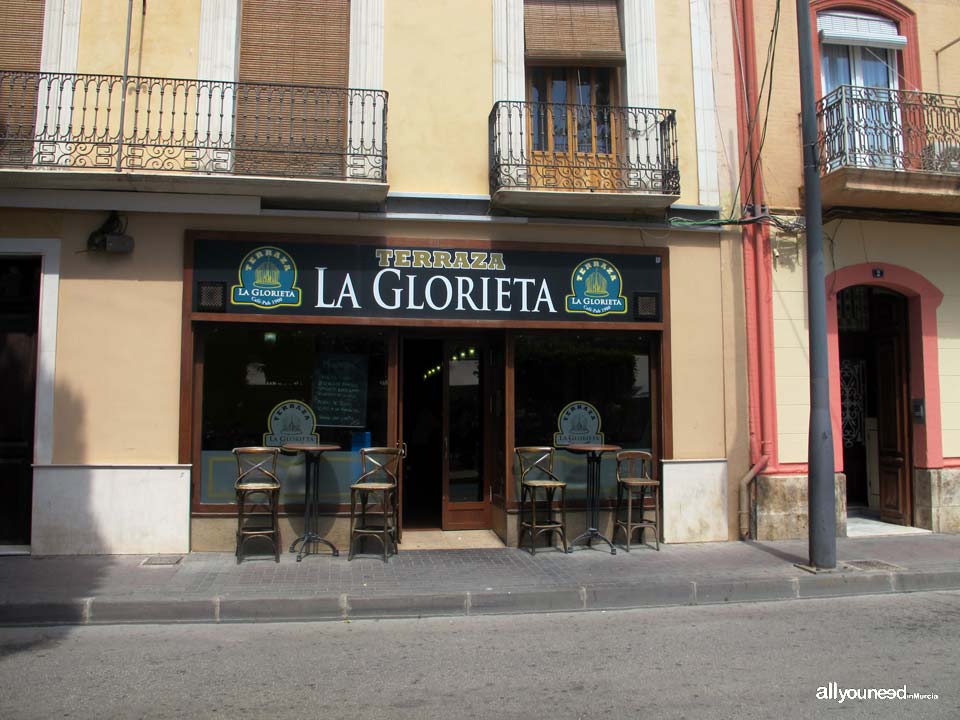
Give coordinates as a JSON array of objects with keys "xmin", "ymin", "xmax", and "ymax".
[{"xmin": 87, "ymin": 211, "xmax": 134, "ymax": 253}]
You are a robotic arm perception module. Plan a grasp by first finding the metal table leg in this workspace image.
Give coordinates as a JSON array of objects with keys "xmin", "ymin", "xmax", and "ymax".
[
  {"xmin": 289, "ymin": 451, "xmax": 339, "ymax": 560},
  {"xmin": 567, "ymin": 452, "xmax": 616, "ymax": 554}
]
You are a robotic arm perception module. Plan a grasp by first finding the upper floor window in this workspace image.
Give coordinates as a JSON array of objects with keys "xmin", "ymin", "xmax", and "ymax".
[
  {"xmin": 529, "ymin": 67, "xmax": 615, "ymax": 154},
  {"xmin": 818, "ymin": 11, "xmax": 905, "ymax": 94},
  {"xmin": 817, "ymin": 11, "xmax": 908, "ymax": 168}
]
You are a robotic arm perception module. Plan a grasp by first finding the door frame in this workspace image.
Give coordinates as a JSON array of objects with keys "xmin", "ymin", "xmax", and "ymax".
[
  {"xmin": 397, "ymin": 330, "xmax": 498, "ymax": 532},
  {"xmin": 441, "ymin": 338, "xmax": 492, "ymax": 530},
  {"xmin": 0, "ymin": 239, "xmax": 61, "ymax": 549},
  {"xmin": 827, "ymin": 262, "xmax": 944, "ymax": 473}
]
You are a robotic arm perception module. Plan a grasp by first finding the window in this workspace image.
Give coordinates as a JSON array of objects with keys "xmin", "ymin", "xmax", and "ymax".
[
  {"xmin": 514, "ymin": 332, "xmax": 654, "ymax": 497},
  {"xmin": 199, "ymin": 325, "xmax": 388, "ymax": 507},
  {"xmin": 529, "ymin": 67, "xmax": 615, "ymax": 155},
  {"xmin": 818, "ymin": 11, "xmax": 905, "ymax": 168}
]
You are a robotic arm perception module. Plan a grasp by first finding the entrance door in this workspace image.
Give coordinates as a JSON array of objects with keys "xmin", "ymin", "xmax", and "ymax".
[
  {"xmin": 837, "ymin": 286, "xmax": 911, "ymax": 525},
  {"xmin": 400, "ymin": 337, "xmax": 492, "ymax": 531},
  {"xmin": 873, "ymin": 293, "xmax": 911, "ymax": 525},
  {"xmin": 442, "ymin": 340, "xmax": 489, "ymax": 529},
  {"xmin": 0, "ymin": 257, "xmax": 41, "ymax": 545}
]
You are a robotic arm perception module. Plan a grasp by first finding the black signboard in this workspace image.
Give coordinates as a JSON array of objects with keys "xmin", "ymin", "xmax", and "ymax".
[
  {"xmin": 194, "ymin": 237, "xmax": 663, "ymax": 324},
  {"xmin": 312, "ymin": 353, "xmax": 368, "ymax": 428}
]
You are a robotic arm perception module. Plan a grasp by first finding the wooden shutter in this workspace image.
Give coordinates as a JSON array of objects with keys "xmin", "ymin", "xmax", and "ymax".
[
  {"xmin": 235, "ymin": 0, "xmax": 350, "ymax": 178},
  {"xmin": 0, "ymin": 0, "xmax": 44, "ymax": 167},
  {"xmin": 524, "ymin": 0, "xmax": 624, "ymax": 64},
  {"xmin": 0, "ymin": 0, "xmax": 44, "ymax": 71},
  {"xmin": 239, "ymin": 0, "xmax": 349, "ymax": 86}
]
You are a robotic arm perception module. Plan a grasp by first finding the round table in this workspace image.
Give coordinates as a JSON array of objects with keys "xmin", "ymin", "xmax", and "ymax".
[
  {"xmin": 563, "ymin": 444, "xmax": 621, "ymax": 554},
  {"xmin": 282, "ymin": 443, "xmax": 341, "ymax": 560}
]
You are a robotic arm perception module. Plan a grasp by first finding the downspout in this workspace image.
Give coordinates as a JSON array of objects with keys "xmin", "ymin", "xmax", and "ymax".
[
  {"xmin": 935, "ymin": 36, "xmax": 960, "ymax": 94},
  {"xmin": 739, "ymin": 455, "xmax": 769, "ymax": 539},
  {"xmin": 734, "ymin": 0, "xmax": 776, "ymax": 468},
  {"xmin": 116, "ymin": 0, "xmax": 136, "ymax": 171}
]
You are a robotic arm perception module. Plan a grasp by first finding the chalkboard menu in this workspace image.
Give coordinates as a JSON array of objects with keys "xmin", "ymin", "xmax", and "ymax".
[{"xmin": 312, "ymin": 353, "xmax": 368, "ymax": 428}]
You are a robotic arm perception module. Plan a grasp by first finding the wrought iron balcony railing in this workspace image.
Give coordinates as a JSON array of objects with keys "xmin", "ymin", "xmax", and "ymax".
[
  {"xmin": 0, "ymin": 70, "xmax": 387, "ymax": 182},
  {"xmin": 817, "ymin": 85, "xmax": 960, "ymax": 176},
  {"xmin": 489, "ymin": 100, "xmax": 679, "ymax": 196}
]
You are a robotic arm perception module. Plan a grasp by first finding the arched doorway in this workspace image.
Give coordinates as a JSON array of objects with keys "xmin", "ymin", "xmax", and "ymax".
[{"xmin": 837, "ymin": 286, "xmax": 912, "ymax": 526}]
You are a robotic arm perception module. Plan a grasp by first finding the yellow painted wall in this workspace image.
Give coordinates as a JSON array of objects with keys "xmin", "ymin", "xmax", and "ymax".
[
  {"xmin": 656, "ymin": 0, "xmax": 700, "ymax": 207},
  {"xmin": 771, "ymin": 220, "xmax": 960, "ymax": 462},
  {"xmin": 76, "ymin": 0, "xmax": 201, "ymax": 78},
  {"xmin": 669, "ymin": 238, "xmax": 730, "ymax": 458},
  {"xmin": 53, "ymin": 212, "xmax": 184, "ymax": 464},
  {"xmin": 918, "ymin": 1, "xmax": 960, "ymax": 96},
  {"xmin": 383, "ymin": 0, "xmax": 492, "ymax": 195}
]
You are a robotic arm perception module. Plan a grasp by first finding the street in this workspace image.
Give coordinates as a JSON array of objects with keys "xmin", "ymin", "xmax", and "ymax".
[{"xmin": 1, "ymin": 591, "xmax": 957, "ymax": 720}]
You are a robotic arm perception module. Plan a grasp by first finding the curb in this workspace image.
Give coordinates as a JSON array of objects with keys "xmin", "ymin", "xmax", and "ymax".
[{"xmin": 2, "ymin": 570, "xmax": 960, "ymax": 627}]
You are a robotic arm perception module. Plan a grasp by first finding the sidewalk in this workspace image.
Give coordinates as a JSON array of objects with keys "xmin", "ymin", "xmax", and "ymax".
[{"xmin": 2, "ymin": 533, "xmax": 959, "ymax": 626}]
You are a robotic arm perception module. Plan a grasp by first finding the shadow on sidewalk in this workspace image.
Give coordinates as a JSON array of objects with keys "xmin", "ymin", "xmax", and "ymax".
[
  {"xmin": 0, "ymin": 375, "xmax": 103, "ymax": 656},
  {"xmin": 742, "ymin": 540, "xmax": 807, "ymax": 566}
]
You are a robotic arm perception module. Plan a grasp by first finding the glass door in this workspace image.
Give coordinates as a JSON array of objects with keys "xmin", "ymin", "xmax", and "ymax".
[
  {"xmin": 528, "ymin": 67, "xmax": 618, "ymax": 190},
  {"xmin": 822, "ymin": 43, "xmax": 900, "ymax": 169},
  {"xmin": 442, "ymin": 340, "xmax": 490, "ymax": 529}
]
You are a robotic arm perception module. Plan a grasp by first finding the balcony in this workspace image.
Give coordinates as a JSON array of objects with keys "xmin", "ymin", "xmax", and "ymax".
[
  {"xmin": 0, "ymin": 70, "xmax": 388, "ymax": 206},
  {"xmin": 489, "ymin": 100, "xmax": 680, "ymax": 215},
  {"xmin": 816, "ymin": 85, "xmax": 960, "ymax": 214}
]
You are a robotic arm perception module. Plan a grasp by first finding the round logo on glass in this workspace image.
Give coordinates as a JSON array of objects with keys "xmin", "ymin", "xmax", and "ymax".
[
  {"xmin": 263, "ymin": 400, "xmax": 318, "ymax": 446},
  {"xmin": 554, "ymin": 401, "xmax": 604, "ymax": 446}
]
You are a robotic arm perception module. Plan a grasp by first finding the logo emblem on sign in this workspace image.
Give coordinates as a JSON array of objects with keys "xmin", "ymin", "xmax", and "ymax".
[
  {"xmin": 565, "ymin": 258, "xmax": 627, "ymax": 317},
  {"xmin": 263, "ymin": 400, "xmax": 319, "ymax": 446},
  {"xmin": 232, "ymin": 246, "xmax": 302, "ymax": 309},
  {"xmin": 554, "ymin": 401, "xmax": 604, "ymax": 446}
]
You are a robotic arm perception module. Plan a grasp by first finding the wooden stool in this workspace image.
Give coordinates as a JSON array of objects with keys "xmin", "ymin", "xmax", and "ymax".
[
  {"xmin": 614, "ymin": 450, "xmax": 660, "ymax": 551},
  {"xmin": 233, "ymin": 447, "xmax": 282, "ymax": 563},
  {"xmin": 348, "ymin": 447, "xmax": 403, "ymax": 561},
  {"xmin": 516, "ymin": 446, "xmax": 568, "ymax": 554}
]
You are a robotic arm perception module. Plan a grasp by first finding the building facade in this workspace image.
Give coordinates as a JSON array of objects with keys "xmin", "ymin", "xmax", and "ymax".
[
  {"xmin": 4, "ymin": 0, "xmax": 747, "ymax": 555},
  {"xmin": 735, "ymin": 0, "xmax": 960, "ymax": 538}
]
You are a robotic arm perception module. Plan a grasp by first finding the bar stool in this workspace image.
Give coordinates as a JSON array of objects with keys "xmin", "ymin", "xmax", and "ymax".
[
  {"xmin": 515, "ymin": 446, "xmax": 567, "ymax": 554},
  {"xmin": 348, "ymin": 446, "xmax": 403, "ymax": 561},
  {"xmin": 233, "ymin": 446, "xmax": 282, "ymax": 563},
  {"xmin": 614, "ymin": 450, "xmax": 660, "ymax": 551}
]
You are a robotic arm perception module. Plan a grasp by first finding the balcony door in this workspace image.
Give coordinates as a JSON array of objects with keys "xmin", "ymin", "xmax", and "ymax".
[
  {"xmin": 527, "ymin": 67, "xmax": 619, "ymax": 190},
  {"xmin": 820, "ymin": 16, "xmax": 901, "ymax": 169}
]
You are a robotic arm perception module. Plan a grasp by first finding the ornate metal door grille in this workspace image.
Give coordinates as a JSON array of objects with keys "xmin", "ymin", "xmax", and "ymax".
[{"xmin": 841, "ymin": 358, "xmax": 866, "ymax": 448}]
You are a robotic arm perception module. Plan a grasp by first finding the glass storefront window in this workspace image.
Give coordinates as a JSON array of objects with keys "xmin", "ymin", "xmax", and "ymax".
[
  {"xmin": 514, "ymin": 332, "xmax": 654, "ymax": 498},
  {"xmin": 199, "ymin": 325, "xmax": 388, "ymax": 506}
]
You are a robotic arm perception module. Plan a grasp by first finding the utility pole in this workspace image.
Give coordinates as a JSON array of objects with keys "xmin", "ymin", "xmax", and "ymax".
[{"xmin": 796, "ymin": 0, "xmax": 836, "ymax": 569}]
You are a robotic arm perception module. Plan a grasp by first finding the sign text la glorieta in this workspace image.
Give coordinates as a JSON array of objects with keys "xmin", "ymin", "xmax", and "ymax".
[{"xmin": 316, "ymin": 247, "xmax": 557, "ymax": 314}]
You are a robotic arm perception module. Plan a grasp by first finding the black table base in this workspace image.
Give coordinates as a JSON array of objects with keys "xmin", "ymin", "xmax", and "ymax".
[
  {"xmin": 568, "ymin": 451, "xmax": 616, "ymax": 555},
  {"xmin": 290, "ymin": 451, "xmax": 339, "ymax": 560}
]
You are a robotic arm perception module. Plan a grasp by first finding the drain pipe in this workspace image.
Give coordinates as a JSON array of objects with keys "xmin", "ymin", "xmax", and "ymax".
[
  {"xmin": 739, "ymin": 455, "xmax": 769, "ymax": 539},
  {"xmin": 935, "ymin": 36, "xmax": 960, "ymax": 94}
]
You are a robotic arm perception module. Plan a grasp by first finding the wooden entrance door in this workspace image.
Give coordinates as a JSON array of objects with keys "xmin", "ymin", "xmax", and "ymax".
[
  {"xmin": 0, "ymin": 257, "xmax": 41, "ymax": 544},
  {"xmin": 441, "ymin": 340, "xmax": 491, "ymax": 530},
  {"xmin": 873, "ymin": 292, "xmax": 911, "ymax": 525}
]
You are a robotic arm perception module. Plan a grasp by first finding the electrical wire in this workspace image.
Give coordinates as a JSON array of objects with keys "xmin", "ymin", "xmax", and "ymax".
[{"xmin": 684, "ymin": 0, "xmax": 784, "ymax": 230}]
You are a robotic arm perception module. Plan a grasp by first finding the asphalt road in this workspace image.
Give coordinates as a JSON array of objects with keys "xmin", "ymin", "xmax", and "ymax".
[{"xmin": 1, "ymin": 591, "xmax": 958, "ymax": 720}]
